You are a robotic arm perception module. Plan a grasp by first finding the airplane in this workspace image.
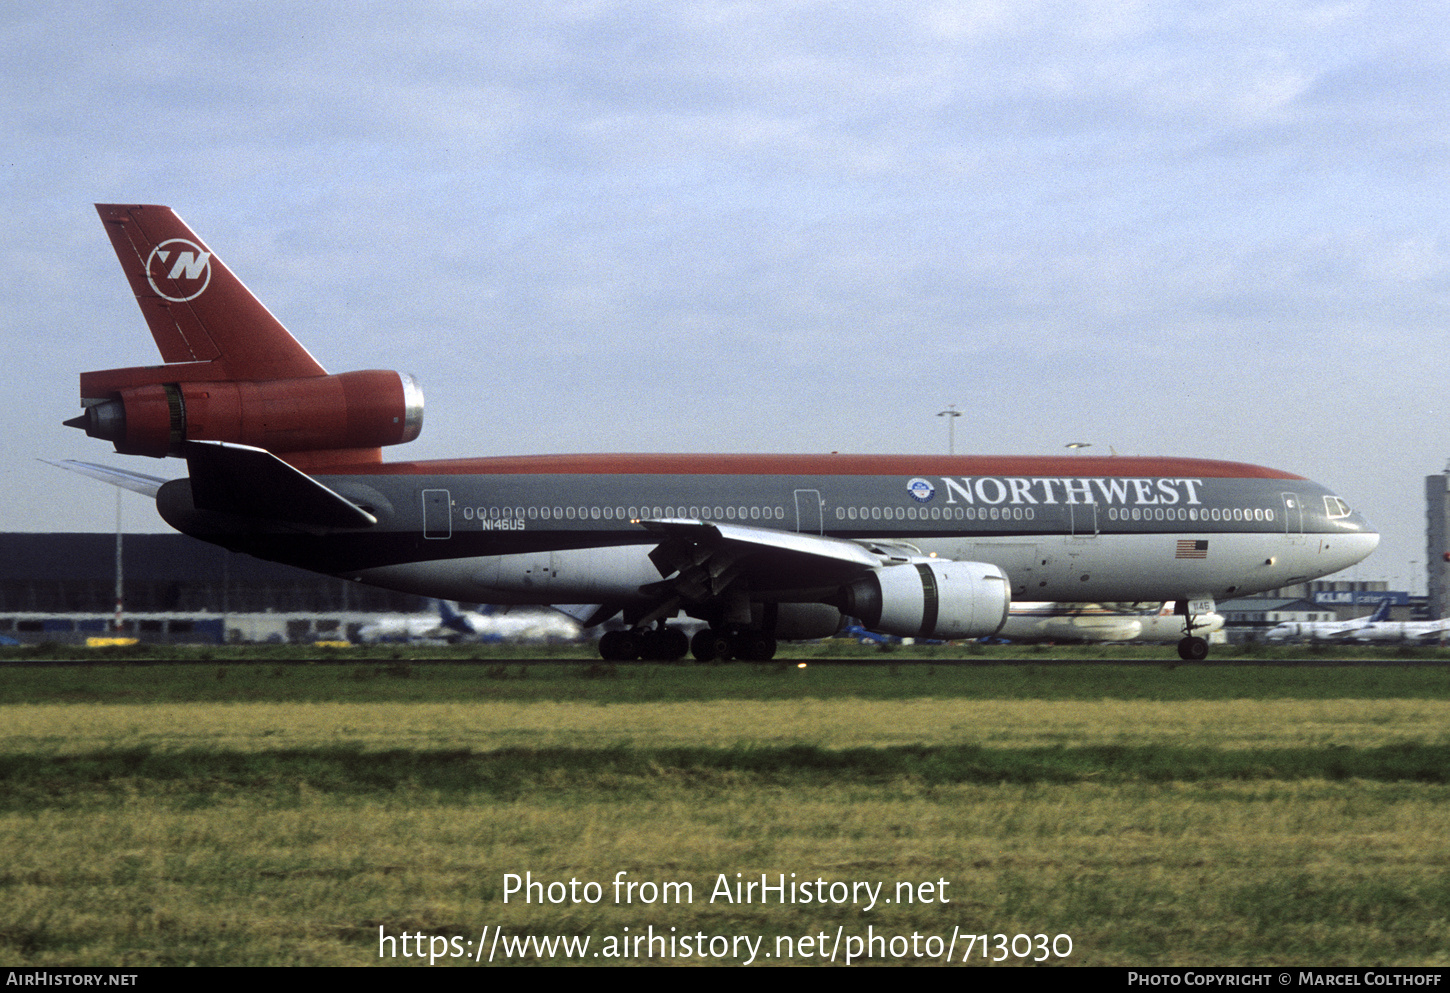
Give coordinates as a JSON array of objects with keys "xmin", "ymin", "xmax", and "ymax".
[
  {"xmin": 353, "ymin": 600, "xmax": 582, "ymax": 644},
  {"xmin": 436, "ymin": 601, "xmax": 583, "ymax": 643},
  {"xmin": 1133, "ymin": 601, "xmax": 1225, "ymax": 643},
  {"xmin": 996, "ymin": 601, "xmax": 1225, "ymax": 645},
  {"xmin": 1347, "ymin": 615, "xmax": 1450, "ymax": 644},
  {"xmin": 998, "ymin": 602, "xmax": 1145, "ymax": 642},
  {"xmin": 57, "ymin": 204, "xmax": 1380, "ymax": 663},
  {"xmin": 1264, "ymin": 599, "xmax": 1392, "ymax": 643},
  {"xmin": 354, "ymin": 602, "xmax": 456, "ymax": 644}
]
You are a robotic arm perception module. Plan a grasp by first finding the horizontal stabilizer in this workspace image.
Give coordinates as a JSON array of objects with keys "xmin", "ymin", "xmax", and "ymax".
[
  {"xmin": 43, "ymin": 459, "xmax": 169, "ymax": 498},
  {"xmin": 181, "ymin": 442, "xmax": 377, "ymax": 528}
]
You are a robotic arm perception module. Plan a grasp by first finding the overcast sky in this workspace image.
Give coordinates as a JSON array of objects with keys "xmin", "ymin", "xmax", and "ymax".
[{"xmin": 3, "ymin": 1, "xmax": 1445, "ymax": 593}]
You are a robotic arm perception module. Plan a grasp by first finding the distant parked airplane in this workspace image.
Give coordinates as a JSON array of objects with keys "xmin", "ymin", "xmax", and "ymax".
[
  {"xmin": 996, "ymin": 601, "xmax": 1224, "ymax": 644},
  {"xmin": 1348, "ymin": 615, "xmax": 1450, "ymax": 644},
  {"xmin": 998, "ymin": 602, "xmax": 1144, "ymax": 642},
  {"xmin": 354, "ymin": 604, "xmax": 453, "ymax": 644},
  {"xmin": 1132, "ymin": 602, "xmax": 1225, "ymax": 643},
  {"xmin": 436, "ymin": 602, "xmax": 582, "ymax": 643},
  {"xmin": 354, "ymin": 601, "xmax": 581, "ymax": 643},
  {"xmin": 1264, "ymin": 600, "xmax": 1392, "ymax": 643}
]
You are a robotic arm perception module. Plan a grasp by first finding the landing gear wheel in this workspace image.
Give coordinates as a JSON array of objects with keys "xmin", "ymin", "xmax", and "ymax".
[
  {"xmin": 731, "ymin": 631, "xmax": 778, "ymax": 661},
  {"xmin": 664, "ymin": 627, "xmax": 690, "ymax": 661},
  {"xmin": 691, "ymin": 629, "xmax": 732, "ymax": 661},
  {"xmin": 641, "ymin": 627, "xmax": 690, "ymax": 661},
  {"xmin": 1177, "ymin": 636, "xmax": 1209, "ymax": 661},
  {"xmin": 598, "ymin": 629, "xmax": 640, "ymax": 661}
]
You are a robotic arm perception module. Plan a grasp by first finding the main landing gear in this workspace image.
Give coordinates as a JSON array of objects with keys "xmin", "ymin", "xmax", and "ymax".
[
  {"xmin": 596, "ymin": 626, "xmax": 778, "ymax": 662},
  {"xmin": 690, "ymin": 628, "xmax": 777, "ymax": 662},
  {"xmin": 598, "ymin": 626, "xmax": 688, "ymax": 661}
]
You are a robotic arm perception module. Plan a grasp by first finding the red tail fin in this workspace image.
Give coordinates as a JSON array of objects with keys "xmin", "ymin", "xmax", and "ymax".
[
  {"xmin": 73, "ymin": 205, "xmax": 423, "ymax": 465},
  {"xmin": 92, "ymin": 203, "xmax": 325, "ymax": 384}
]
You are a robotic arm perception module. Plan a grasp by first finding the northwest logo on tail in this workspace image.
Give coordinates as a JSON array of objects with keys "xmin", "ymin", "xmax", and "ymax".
[{"xmin": 145, "ymin": 237, "xmax": 211, "ymax": 302}]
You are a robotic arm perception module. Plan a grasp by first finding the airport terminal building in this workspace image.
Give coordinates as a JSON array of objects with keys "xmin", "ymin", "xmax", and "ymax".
[{"xmin": 0, "ymin": 533, "xmax": 426, "ymax": 644}]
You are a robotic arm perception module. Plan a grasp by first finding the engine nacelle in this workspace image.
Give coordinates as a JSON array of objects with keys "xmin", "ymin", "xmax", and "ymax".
[
  {"xmin": 71, "ymin": 370, "xmax": 423, "ymax": 457},
  {"xmin": 753, "ymin": 602, "xmax": 844, "ymax": 640},
  {"xmin": 841, "ymin": 560, "xmax": 1010, "ymax": 640}
]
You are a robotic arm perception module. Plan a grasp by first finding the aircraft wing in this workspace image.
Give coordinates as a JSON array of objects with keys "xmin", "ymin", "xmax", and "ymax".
[
  {"xmin": 631, "ymin": 517, "xmax": 890, "ymax": 628},
  {"xmin": 639, "ymin": 518, "xmax": 883, "ymax": 593},
  {"xmin": 1334, "ymin": 619, "xmax": 1382, "ymax": 639},
  {"xmin": 1407, "ymin": 624, "xmax": 1450, "ymax": 641},
  {"xmin": 44, "ymin": 459, "xmax": 170, "ymax": 498}
]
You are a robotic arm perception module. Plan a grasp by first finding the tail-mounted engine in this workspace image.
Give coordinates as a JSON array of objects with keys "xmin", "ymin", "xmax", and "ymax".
[
  {"xmin": 841, "ymin": 559, "xmax": 1011, "ymax": 640},
  {"xmin": 68, "ymin": 368, "xmax": 424, "ymax": 459}
]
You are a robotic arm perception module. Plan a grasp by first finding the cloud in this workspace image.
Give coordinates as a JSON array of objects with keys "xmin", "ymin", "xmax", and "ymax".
[{"xmin": 1, "ymin": 0, "xmax": 1444, "ymax": 588}]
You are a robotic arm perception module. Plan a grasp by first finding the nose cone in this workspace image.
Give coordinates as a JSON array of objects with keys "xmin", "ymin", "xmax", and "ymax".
[{"xmin": 1332, "ymin": 529, "xmax": 1380, "ymax": 574}]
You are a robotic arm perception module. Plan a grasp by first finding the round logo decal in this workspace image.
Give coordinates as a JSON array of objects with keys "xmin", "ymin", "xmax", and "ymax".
[
  {"xmin": 907, "ymin": 477, "xmax": 935, "ymax": 503},
  {"xmin": 145, "ymin": 238, "xmax": 212, "ymax": 302}
]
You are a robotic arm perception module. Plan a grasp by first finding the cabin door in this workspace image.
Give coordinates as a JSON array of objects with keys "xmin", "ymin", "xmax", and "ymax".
[
  {"xmin": 794, "ymin": 489, "xmax": 823, "ymax": 534},
  {"xmin": 422, "ymin": 488, "xmax": 452, "ymax": 539}
]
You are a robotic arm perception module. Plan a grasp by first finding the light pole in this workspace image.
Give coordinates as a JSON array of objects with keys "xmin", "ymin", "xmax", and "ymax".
[
  {"xmin": 114, "ymin": 488, "xmax": 123, "ymax": 633},
  {"xmin": 937, "ymin": 405, "xmax": 962, "ymax": 455}
]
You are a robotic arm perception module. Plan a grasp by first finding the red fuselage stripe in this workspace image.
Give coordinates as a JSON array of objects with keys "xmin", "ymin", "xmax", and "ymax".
[{"xmin": 326, "ymin": 453, "xmax": 1306, "ymax": 480}]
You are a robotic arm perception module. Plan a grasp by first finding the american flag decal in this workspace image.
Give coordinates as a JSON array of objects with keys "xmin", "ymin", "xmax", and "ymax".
[{"xmin": 1176, "ymin": 539, "xmax": 1209, "ymax": 559}]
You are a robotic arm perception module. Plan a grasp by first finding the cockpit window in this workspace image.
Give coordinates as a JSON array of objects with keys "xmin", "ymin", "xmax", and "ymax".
[{"xmin": 1324, "ymin": 496, "xmax": 1352, "ymax": 520}]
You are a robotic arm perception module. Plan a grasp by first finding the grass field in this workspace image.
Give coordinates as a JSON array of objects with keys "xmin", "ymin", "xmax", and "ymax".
[{"xmin": 3, "ymin": 660, "xmax": 1449, "ymax": 966}]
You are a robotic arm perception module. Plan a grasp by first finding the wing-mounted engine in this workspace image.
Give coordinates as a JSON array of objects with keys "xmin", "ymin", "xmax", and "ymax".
[
  {"xmin": 633, "ymin": 519, "xmax": 1009, "ymax": 647},
  {"xmin": 756, "ymin": 602, "xmax": 844, "ymax": 640},
  {"xmin": 68, "ymin": 368, "xmax": 424, "ymax": 460},
  {"xmin": 840, "ymin": 559, "xmax": 1011, "ymax": 640}
]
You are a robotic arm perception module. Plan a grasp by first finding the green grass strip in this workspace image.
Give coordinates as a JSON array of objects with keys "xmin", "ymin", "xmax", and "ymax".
[
  {"xmin": 4, "ymin": 742, "xmax": 1448, "ymax": 807},
  {"xmin": 4, "ymin": 660, "xmax": 1450, "ymax": 703}
]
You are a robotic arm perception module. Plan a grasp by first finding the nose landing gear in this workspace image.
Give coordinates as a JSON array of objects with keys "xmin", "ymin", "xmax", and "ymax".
[
  {"xmin": 1175, "ymin": 599, "xmax": 1213, "ymax": 661},
  {"xmin": 1176, "ymin": 636, "xmax": 1210, "ymax": 661}
]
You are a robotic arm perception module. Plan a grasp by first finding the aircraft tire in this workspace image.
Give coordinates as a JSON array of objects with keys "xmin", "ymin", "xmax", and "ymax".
[
  {"xmin": 1176, "ymin": 636, "xmax": 1209, "ymax": 661},
  {"xmin": 641, "ymin": 627, "xmax": 690, "ymax": 661},
  {"xmin": 732, "ymin": 631, "xmax": 777, "ymax": 661},
  {"xmin": 598, "ymin": 629, "xmax": 640, "ymax": 661},
  {"xmin": 691, "ymin": 629, "xmax": 732, "ymax": 661},
  {"xmin": 639, "ymin": 629, "xmax": 666, "ymax": 661}
]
